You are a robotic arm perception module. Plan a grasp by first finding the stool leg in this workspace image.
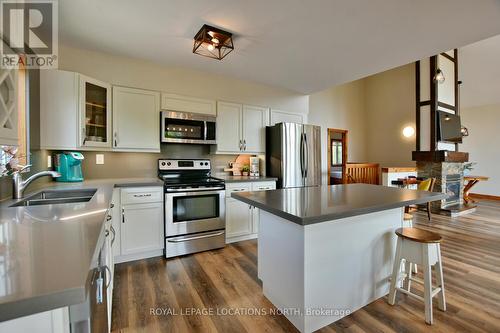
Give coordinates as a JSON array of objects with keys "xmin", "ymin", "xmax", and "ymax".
[
  {"xmin": 388, "ymin": 238, "xmax": 403, "ymax": 305},
  {"xmin": 423, "ymin": 244, "xmax": 433, "ymax": 324},
  {"xmin": 435, "ymin": 244, "xmax": 446, "ymax": 311},
  {"xmin": 404, "ymin": 260, "xmax": 412, "ymax": 291}
]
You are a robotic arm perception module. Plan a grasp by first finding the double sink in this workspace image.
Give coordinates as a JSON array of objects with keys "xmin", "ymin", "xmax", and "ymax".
[{"xmin": 10, "ymin": 188, "xmax": 97, "ymax": 207}]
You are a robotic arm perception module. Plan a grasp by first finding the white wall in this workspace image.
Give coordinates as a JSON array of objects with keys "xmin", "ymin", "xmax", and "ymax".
[
  {"xmin": 58, "ymin": 45, "xmax": 309, "ymax": 114},
  {"xmin": 461, "ymin": 104, "xmax": 500, "ymax": 196},
  {"xmin": 308, "ymin": 80, "xmax": 368, "ymax": 185}
]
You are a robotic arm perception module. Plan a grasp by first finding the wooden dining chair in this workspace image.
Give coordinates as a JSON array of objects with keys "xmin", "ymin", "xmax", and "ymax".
[{"xmin": 417, "ymin": 178, "xmax": 437, "ymax": 221}]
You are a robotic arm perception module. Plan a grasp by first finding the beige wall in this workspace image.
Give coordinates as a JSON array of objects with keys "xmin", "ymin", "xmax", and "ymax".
[
  {"xmin": 59, "ymin": 45, "xmax": 308, "ymax": 114},
  {"xmin": 308, "ymin": 64, "xmax": 417, "ymax": 185},
  {"xmin": 461, "ymin": 104, "xmax": 500, "ymax": 196},
  {"xmin": 365, "ymin": 64, "xmax": 416, "ymax": 167},
  {"xmin": 308, "ymin": 80, "xmax": 368, "ymax": 184},
  {"xmin": 53, "ymin": 45, "xmax": 308, "ymax": 180}
]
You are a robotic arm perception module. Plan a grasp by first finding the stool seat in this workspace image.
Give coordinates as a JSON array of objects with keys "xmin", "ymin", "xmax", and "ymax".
[
  {"xmin": 403, "ymin": 213, "xmax": 413, "ymax": 221},
  {"xmin": 395, "ymin": 227, "xmax": 442, "ymax": 243}
]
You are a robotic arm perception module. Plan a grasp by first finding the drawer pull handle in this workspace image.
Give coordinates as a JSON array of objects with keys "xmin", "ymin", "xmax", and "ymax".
[
  {"xmin": 133, "ymin": 194, "xmax": 152, "ymax": 198},
  {"xmin": 167, "ymin": 231, "xmax": 225, "ymax": 243},
  {"xmin": 106, "ymin": 215, "xmax": 112, "ymax": 221}
]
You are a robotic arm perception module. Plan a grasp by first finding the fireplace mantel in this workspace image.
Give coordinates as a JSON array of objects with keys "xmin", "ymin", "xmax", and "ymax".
[{"xmin": 412, "ymin": 151, "xmax": 469, "ymax": 163}]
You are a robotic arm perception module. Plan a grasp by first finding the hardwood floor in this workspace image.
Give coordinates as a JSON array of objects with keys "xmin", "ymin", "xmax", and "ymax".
[{"xmin": 111, "ymin": 200, "xmax": 500, "ymax": 332}]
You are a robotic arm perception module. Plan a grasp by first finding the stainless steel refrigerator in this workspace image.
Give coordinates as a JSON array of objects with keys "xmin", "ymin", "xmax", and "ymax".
[{"xmin": 266, "ymin": 122, "xmax": 321, "ymax": 188}]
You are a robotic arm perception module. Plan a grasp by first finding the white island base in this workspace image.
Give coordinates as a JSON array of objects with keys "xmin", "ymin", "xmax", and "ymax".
[{"xmin": 258, "ymin": 208, "xmax": 402, "ymax": 333}]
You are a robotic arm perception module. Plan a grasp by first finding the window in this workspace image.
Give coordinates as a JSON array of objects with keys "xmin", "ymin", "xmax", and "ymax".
[
  {"xmin": 331, "ymin": 140, "xmax": 343, "ymax": 166},
  {"xmin": 0, "ymin": 63, "xmax": 29, "ymax": 175}
]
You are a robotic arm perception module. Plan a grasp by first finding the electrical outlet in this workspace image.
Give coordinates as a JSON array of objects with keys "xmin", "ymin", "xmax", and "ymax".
[
  {"xmin": 96, "ymin": 154, "xmax": 105, "ymax": 165},
  {"xmin": 47, "ymin": 155, "xmax": 52, "ymax": 168}
]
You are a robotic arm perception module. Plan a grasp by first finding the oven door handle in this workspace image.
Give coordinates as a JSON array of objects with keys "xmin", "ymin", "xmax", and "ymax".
[
  {"xmin": 167, "ymin": 231, "xmax": 225, "ymax": 243},
  {"xmin": 166, "ymin": 186, "xmax": 225, "ymax": 193}
]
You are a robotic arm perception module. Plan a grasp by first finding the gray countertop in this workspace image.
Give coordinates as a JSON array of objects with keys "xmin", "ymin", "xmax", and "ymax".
[
  {"xmin": 0, "ymin": 178, "xmax": 162, "ymax": 322},
  {"xmin": 232, "ymin": 183, "xmax": 447, "ymax": 225},
  {"xmin": 214, "ymin": 175, "xmax": 277, "ymax": 183}
]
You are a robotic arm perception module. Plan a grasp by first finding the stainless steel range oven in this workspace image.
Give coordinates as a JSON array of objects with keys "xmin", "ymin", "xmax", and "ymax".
[
  {"xmin": 159, "ymin": 159, "xmax": 225, "ymax": 258},
  {"xmin": 161, "ymin": 111, "xmax": 216, "ymax": 144}
]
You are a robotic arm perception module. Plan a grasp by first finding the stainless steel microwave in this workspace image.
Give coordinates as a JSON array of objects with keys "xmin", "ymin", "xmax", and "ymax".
[{"xmin": 161, "ymin": 111, "xmax": 216, "ymax": 144}]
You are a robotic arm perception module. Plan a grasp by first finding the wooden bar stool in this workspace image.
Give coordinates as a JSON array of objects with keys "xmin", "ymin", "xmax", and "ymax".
[{"xmin": 388, "ymin": 227, "xmax": 446, "ymax": 325}]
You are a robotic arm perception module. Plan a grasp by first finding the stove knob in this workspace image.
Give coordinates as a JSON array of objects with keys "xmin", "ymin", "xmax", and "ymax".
[
  {"xmin": 161, "ymin": 161, "xmax": 166, "ymax": 166},
  {"xmin": 167, "ymin": 162, "xmax": 171, "ymax": 166},
  {"xmin": 205, "ymin": 162, "xmax": 209, "ymax": 166}
]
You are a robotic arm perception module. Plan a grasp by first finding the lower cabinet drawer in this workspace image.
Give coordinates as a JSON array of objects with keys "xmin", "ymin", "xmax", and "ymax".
[
  {"xmin": 165, "ymin": 230, "xmax": 225, "ymax": 258},
  {"xmin": 120, "ymin": 187, "xmax": 163, "ymax": 205},
  {"xmin": 252, "ymin": 181, "xmax": 276, "ymax": 191},
  {"xmin": 225, "ymin": 183, "xmax": 252, "ymax": 197}
]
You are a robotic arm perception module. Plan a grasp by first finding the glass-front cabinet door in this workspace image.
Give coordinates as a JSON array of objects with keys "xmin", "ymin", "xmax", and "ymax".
[{"xmin": 79, "ymin": 75, "xmax": 112, "ymax": 148}]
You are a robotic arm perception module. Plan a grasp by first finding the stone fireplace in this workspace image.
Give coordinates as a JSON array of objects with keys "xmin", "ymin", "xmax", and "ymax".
[{"xmin": 416, "ymin": 161, "xmax": 465, "ymax": 212}]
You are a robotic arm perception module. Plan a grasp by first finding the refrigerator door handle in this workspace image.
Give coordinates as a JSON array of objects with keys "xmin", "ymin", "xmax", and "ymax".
[
  {"xmin": 300, "ymin": 133, "xmax": 305, "ymax": 178},
  {"xmin": 304, "ymin": 133, "xmax": 309, "ymax": 178}
]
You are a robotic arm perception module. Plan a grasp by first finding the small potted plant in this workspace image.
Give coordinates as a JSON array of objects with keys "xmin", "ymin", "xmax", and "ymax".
[{"xmin": 241, "ymin": 164, "xmax": 250, "ymax": 176}]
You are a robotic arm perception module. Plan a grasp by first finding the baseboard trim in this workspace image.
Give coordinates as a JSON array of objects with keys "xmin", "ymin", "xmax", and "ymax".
[{"xmin": 470, "ymin": 193, "xmax": 500, "ymax": 201}]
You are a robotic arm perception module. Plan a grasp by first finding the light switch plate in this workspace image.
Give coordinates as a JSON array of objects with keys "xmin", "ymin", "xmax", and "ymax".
[
  {"xmin": 47, "ymin": 155, "xmax": 52, "ymax": 168},
  {"xmin": 96, "ymin": 154, "xmax": 104, "ymax": 165}
]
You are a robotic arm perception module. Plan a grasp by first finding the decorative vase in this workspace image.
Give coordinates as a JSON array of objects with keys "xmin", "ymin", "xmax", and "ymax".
[{"xmin": 242, "ymin": 172, "xmax": 249, "ymax": 176}]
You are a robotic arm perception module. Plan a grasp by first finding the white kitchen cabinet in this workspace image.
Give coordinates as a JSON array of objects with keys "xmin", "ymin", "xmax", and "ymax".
[
  {"xmin": 40, "ymin": 70, "xmax": 112, "ymax": 150},
  {"xmin": 226, "ymin": 197, "xmax": 253, "ymax": 239},
  {"xmin": 0, "ymin": 50, "xmax": 19, "ymax": 146},
  {"xmin": 216, "ymin": 101, "xmax": 242, "ymax": 152},
  {"xmin": 110, "ymin": 188, "xmax": 121, "ymax": 259},
  {"xmin": 215, "ymin": 102, "xmax": 268, "ymax": 154},
  {"xmin": 118, "ymin": 187, "xmax": 164, "ymax": 261},
  {"xmin": 225, "ymin": 181, "xmax": 276, "ymax": 243},
  {"xmin": 250, "ymin": 181, "xmax": 276, "ymax": 234},
  {"xmin": 103, "ymin": 209, "xmax": 115, "ymax": 332},
  {"xmin": 112, "ymin": 86, "xmax": 160, "ymax": 152},
  {"xmin": 79, "ymin": 75, "xmax": 112, "ymax": 148},
  {"xmin": 161, "ymin": 93, "xmax": 216, "ymax": 115},
  {"xmin": 40, "ymin": 70, "xmax": 79, "ymax": 150},
  {"xmin": 242, "ymin": 105, "xmax": 268, "ymax": 153},
  {"xmin": 270, "ymin": 109, "xmax": 306, "ymax": 125}
]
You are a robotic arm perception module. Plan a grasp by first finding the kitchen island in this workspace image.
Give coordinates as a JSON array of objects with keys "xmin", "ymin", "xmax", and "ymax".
[{"xmin": 232, "ymin": 184, "xmax": 446, "ymax": 333}]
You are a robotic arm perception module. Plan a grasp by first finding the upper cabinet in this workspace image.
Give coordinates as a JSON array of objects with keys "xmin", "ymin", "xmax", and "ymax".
[
  {"xmin": 113, "ymin": 86, "xmax": 160, "ymax": 152},
  {"xmin": 0, "ymin": 63, "xmax": 18, "ymax": 146},
  {"xmin": 41, "ymin": 70, "xmax": 81, "ymax": 150},
  {"xmin": 40, "ymin": 70, "xmax": 160, "ymax": 152},
  {"xmin": 79, "ymin": 75, "xmax": 112, "ymax": 148},
  {"xmin": 270, "ymin": 109, "xmax": 306, "ymax": 125},
  {"xmin": 214, "ymin": 101, "xmax": 269, "ymax": 154},
  {"xmin": 242, "ymin": 105, "xmax": 268, "ymax": 153},
  {"xmin": 161, "ymin": 93, "xmax": 216, "ymax": 115}
]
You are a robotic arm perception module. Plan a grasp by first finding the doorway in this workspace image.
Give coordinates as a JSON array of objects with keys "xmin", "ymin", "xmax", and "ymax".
[{"xmin": 327, "ymin": 129, "xmax": 348, "ymax": 185}]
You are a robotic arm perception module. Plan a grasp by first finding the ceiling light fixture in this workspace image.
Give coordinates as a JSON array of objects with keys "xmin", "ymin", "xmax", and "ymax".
[
  {"xmin": 433, "ymin": 69, "xmax": 445, "ymax": 84},
  {"xmin": 193, "ymin": 24, "xmax": 234, "ymax": 60}
]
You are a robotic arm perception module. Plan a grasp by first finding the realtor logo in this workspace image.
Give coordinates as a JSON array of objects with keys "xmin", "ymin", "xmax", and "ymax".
[{"xmin": 1, "ymin": 0, "xmax": 58, "ymax": 68}]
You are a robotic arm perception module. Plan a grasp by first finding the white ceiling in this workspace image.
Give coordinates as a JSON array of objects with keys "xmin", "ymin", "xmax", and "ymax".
[
  {"xmin": 459, "ymin": 34, "xmax": 500, "ymax": 108},
  {"xmin": 59, "ymin": 0, "xmax": 500, "ymax": 94}
]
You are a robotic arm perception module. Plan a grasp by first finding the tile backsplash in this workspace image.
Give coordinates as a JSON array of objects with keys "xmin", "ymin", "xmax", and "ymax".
[{"xmin": 66, "ymin": 144, "xmax": 265, "ymax": 180}]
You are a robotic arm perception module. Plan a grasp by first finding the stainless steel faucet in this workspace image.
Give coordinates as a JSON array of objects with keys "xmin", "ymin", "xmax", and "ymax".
[{"xmin": 12, "ymin": 165, "xmax": 61, "ymax": 199}]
